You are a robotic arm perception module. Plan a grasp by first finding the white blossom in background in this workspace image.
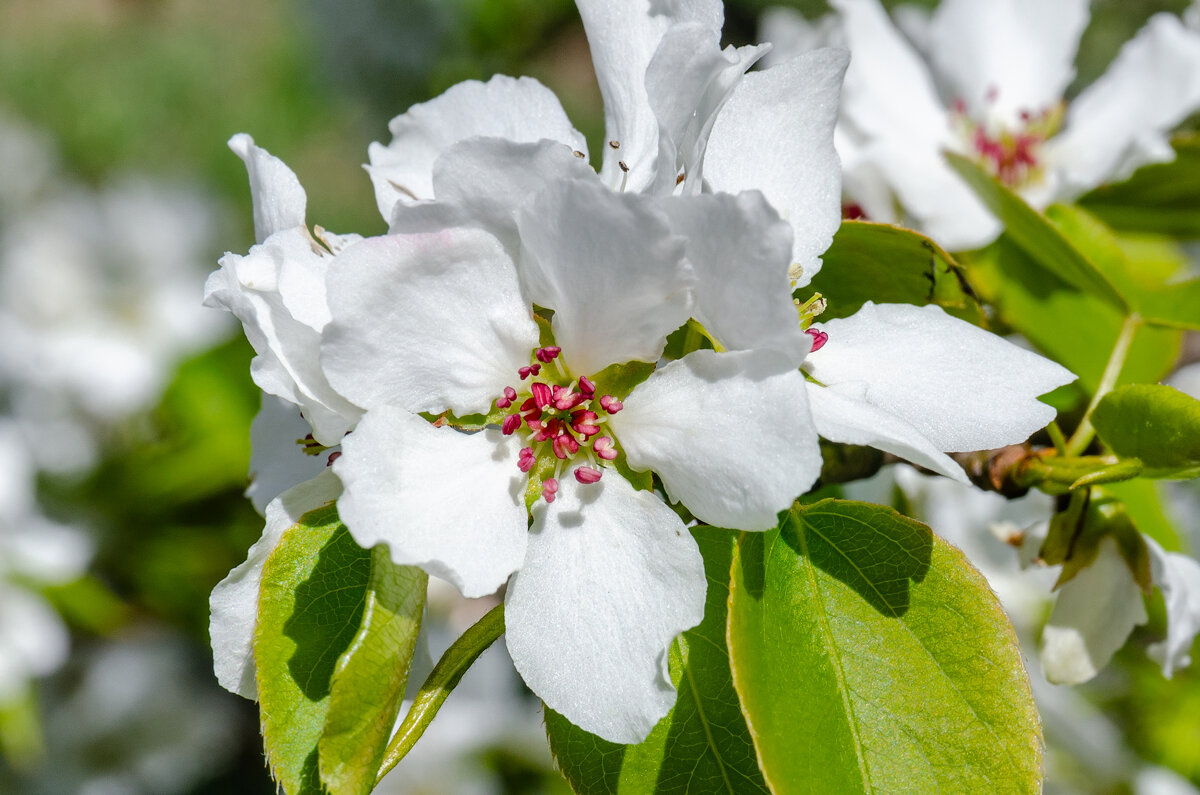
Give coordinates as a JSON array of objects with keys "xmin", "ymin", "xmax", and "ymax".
[
  {"xmin": 0, "ymin": 119, "xmax": 232, "ymax": 473},
  {"xmin": 761, "ymin": 0, "xmax": 1200, "ymax": 249},
  {"xmin": 0, "ymin": 421, "xmax": 92, "ymax": 705}
]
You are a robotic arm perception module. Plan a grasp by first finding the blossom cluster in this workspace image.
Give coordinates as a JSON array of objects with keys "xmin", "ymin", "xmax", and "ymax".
[{"xmin": 205, "ymin": 0, "xmax": 1088, "ymax": 743}]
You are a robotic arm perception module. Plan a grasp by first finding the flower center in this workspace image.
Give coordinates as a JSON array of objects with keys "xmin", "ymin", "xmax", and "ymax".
[
  {"xmin": 951, "ymin": 91, "xmax": 1064, "ymax": 189},
  {"xmin": 493, "ymin": 346, "xmax": 625, "ymax": 504}
]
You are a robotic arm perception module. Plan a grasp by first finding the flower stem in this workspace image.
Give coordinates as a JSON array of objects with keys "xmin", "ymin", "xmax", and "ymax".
[
  {"xmin": 1064, "ymin": 313, "xmax": 1140, "ymax": 457},
  {"xmin": 374, "ymin": 604, "xmax": 506, "ymax": 784}
]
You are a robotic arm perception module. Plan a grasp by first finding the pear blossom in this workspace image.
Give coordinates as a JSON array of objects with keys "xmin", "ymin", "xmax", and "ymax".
[
  {"xmin": 761, "ymin": 0, "xmax": 1200, "ymax": 249},
  {"xmin": 320, "ymin": 177, "xmax": 821, "ymax": 743}
]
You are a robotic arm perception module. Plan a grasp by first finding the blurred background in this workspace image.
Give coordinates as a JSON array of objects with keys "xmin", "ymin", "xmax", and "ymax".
[{"xmin": 0, "ymin": 0, "xmax": 1195, "ymax": 793}]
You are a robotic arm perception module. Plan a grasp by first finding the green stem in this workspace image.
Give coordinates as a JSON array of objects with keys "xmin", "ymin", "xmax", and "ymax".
[
  {"xmin": 375, "ymin": 604, "xmax": 506, "ymax": 784},
  {"xmin": 1064, "ymin": 314, "xmax": 1140, "ymax": 457}
]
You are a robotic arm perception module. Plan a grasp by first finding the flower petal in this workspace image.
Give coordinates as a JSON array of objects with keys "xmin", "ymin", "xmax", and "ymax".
[
  {"xmin": 1048, "ymin": 13, "xmax": 1200, "ymax": 198},
  {"xmin": 1041, "ymin": 536, "xmax": 1147, "ymax": 685},
  {"xmin": 611, "ymin": 349, "xmax": 820, "ymax": 529},
  {"xmin": 808, "ymin": 383, "xmax": 968, "ymax": 482},
  {"xmin": 247, "ymin": 393, "xmax": 338, "ymax": 515},
  {"xmin": 228, "ymin": 133, "xmax": 307, "ymax": 243},
  {"xmin": 515, "ymin": 179, "xmax": 691, "ymax": 377},
  {"xmin": 658, "ymin": 191, "xmax": 809, "ymax": 362},
  {"xmin": 0, "ymin": 584, "xmax": 68, "ymax": 701},
  {"xmin": 366, "ymin": 75, "xmax": 587, "ymax": 222},
  {"xmin": 645, "ymin": 23, "xmax": 768, "ymax": 192},
  {"xmin": 927, "ymin": 0, "xmax": 1088, "ymax": 125},
  {"xmin": 323, "ymin": 229, "xmax": 538, "ymax": 417},
  {"xmin": 334, "ymin": 407, "xmax": 527, "ymax": 599},
  {"xmin": 704, "ymin": 48, "xmax": 848, "ymax": 287},
  {"xmin": 504, "ymin": 473, "xmax": 705, "ymax": 743},
  {"xmin": 389, "ymin": 137, "xmax": 597, "ymax": 256},
  {"xmin": 209, "ymin": 469, "xmax": 342, "ymax": 699},
  {"xmin": 1146, "ymin": 537, "xmax": 1200, "ymax": 678},
  {"xmin": 804, "ymin": 303, "xmax": 1075, "ymax": 451},
  {"xmin": 203, "ymin": 231, "xmax": 361, "ymax": 446}
]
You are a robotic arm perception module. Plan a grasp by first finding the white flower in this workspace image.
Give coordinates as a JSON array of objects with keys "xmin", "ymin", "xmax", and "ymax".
[
  {"xmin": 320, "ymin": 177, "xmax": 821, "ymax": 743},
  {"xmin": 368, "ymin": 0, "xmax": 848, "ymax": 287},
  {"xmin": 762, "ymin": 0, "xmax": 1200, "ymax": 249},
  {"xmin": 203, "ymin": 135, "xmax": 363, "ymax": 509}
]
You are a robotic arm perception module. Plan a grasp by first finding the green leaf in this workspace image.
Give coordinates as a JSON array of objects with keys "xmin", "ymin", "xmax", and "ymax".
[
  {"xmin": 1043, "ymin": 204, "xmax": 1200, "ymax": 331},
  {"xmin": 963, "ymin": 236, "xmax": 1181, "ymax": 398},
  {"xmin": 1079, "ymin": 135, "xmax": 1200, "ymax": 237},
  {"xmin": 945, "ymin": 152, "xmax": 1129, "ymax": 311},
  {"xmin": 728, "ymin": 499, "xmax": 1042, "ymax": 793},
  {"xmin": 546, "ymin": 526, "xmax": 768, "ymax": 794},
  {"xmin": 1092, "ymin": 385, "xmax": 1200, "ymax": 477},
  {"xmin": 255, "ymin": 504, "xmax": 426, "ymax": 795},
  {"xmin": 806, "ymin": 220, "xmax": 984, "ymax": 323},
  {"xmin": 319, "ymin": 546, "xmax": 427, "ymax": 795}
]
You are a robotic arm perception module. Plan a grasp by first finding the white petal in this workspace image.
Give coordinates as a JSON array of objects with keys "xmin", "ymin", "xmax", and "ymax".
[
  {"xmin": 203, "ymin": 232, "xmax": 360, "ymax": 446},
  {"xmin": 645, "ymin": 23, "xmax": 767, "ymax": 192},
  {"xmin": 0, "ymin": 585, "xmax": 68, "ymax": 701},
  {"xmin": 807, "ymin": 383, "xmax": 968, "ymax": 482},
  {"xmin": 1048, "ymin": 13, "xmax": 1200, "ymax": 198},
  {"xmin": 228, "ymin": 133, "xmax": 307, "ymax": 243},
  {"xmin": 322, "ymin": 229, "xmax": 539, "ymax": 417},
  {"xmin": 1146, "ymin": 538, "xmax": 1200, "ymax": 677},
  {"xmin": 758, "ymin": 7, "xmax": 840, "ymax": 67},
  {"xmin": 366, "ymin": 75, "xmax": 587, "ymax": 222},
  {"xmin": 247, "ymin": 393, "xmax": 337, "ymax": 515},
  {"xmin": 928, "ymin": 0, "xmax": 1088, "ymax": 125},
  {"xmin": 209, "ymin": 469, "xmax": 342, "ymax": 699},
  {"xmin": 515, "ymin": 179, "xmax": 691, "ymax": 377},
  {"xmin": 704, "ymin": 48, "xmax": 848, "ymax": 286},
  {"xmin": 804, "ymin": 303, "xmax": 1075, "ymax": 451},
  {"xmin": 390, "ymin": 137, "xmax": 597, "ymax": 255},
  {"xmin": 829, "ymin": 0, "xmax": 948, "ymax": 148},
  {"xmin": 1041, "ymin": 536, "xmax": 1147, "ymax": 685},
  {"xmin": 334, "ymin": 407, "xmax": 527, "ymax": 599},
  {"xmin": 576, "ymin": 0, "xmax": 671, "ymax": 190},
  {"xmin": 611, "ymin": 349, "xmax": 821, "ymax": 529},
  {"xmin": 658, "ymin": 191, "xmax": 809, "ymax": 362},
  {"xmin": 504, "ymin": 474, "xmax": 705, "ymax": 743}
]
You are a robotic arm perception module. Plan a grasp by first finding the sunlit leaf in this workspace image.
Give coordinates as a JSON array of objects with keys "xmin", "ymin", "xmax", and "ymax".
[{"xmin": 1092, "ymin": 385, "xmax": 1200, "ymax": 478}]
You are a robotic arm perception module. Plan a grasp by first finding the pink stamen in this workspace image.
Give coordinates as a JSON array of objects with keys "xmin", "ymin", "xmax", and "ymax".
[
  {"xmin": 495, "ymin": 386, "xmax": 517, "ymax": 409},
  {"xmin": 552, "ymin": 432, "xmax": 580, "ymax": 460},
  {"xmin": 326, "ymin": 451, "xmax": 342, "ymax": 467},
  {"xmin": 599, "ymin": 395, "xmax": 623, "ymax": 414},
  {"xmin": 531, "ymin": 382, "xmax": 553, "ymax": 409},
  {"xmin": 553, "ymin": 387, "xmax": 584, "ymax": 411},
  {"xmin": 574, "ymin": 466, "xmax": 602, "ymax": 484},
  {"xmin": 501, "ymin": 413, "xmax": 522, "ymax": 435},
  {"xmin": 519, "ymin": 364, "xmax": 541, "ymax": 380},
  {"xmin": 542, "ymin": 478, "xmax": 559, "ymax": 503},
  {"xmin": 806, "ymin": 328, "xmax": 828, "ymax": 353},
  {"xmin": 578, "ymin": 376, "xmax": 596, "ymax": 398},
  {"xmin": 593, "ymin": 436, "xmax": 617, "ymax": 461},
  {"xmin": 571, "ymin": 410, "xmax": 599, "ymax": 437},
  {"xmin": 536, "ymin": 346, "xmax": 562, "ymax": 363},
  {"xmin": 518, "ymin": 447, "xmax": 536, "ymax": 473}
]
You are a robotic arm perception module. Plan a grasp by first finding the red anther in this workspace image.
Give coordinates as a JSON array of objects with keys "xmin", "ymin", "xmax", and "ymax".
[
  {"xmin": 542, "ymin": 478, "xmax": 559, "ymax": 503},
  {"xmin": 531, "ymin": 382, "xmax": 553, "ymax": 409},
  {"xmin": 535, "ymin": 346, "xmax": 562, "ymax": 363},
  {"xmin": 501, "ymin": 413, "xmax": 522, "ymax": 435},
  {"xmin": 518, "ymin": 447, "xmax": 536, "ymax": 473},
  {"xmin": 532, "ymin": 418, "xmax": 563, "ymax": 443},
  {"xmin": 952, "ymin": 97, "xmax": 967, "ymax": 115},
  {"xmin": 571, "ymin": 410, "xmax": 599, "ymax": 437},
  {"xmin": 552, "ymin": 433, "xmax": 580, "ymax": 460},
  {"xmin": 504, "ymin": 386, "xmax": 517, "ymax": 401},
  {"xmin": 326, "ymin": 451, "xmax": 342, "ymax": 467},
  {"xmin": 574, "ymin": 466, "xmax": 602, "ymax": 484},
  {"xmin": 806, "ymin": 328, "xmax": 828, "ymax": 352},
  {"xmin": 519, "ymin": 364, "xmax": 542, "ymax": 380},
  {"xmin": 554, "ymin": 388, "xmax": 584, "ymax": 411},
  {"xmin": 594, "ymin": 436, "xmax": 618, "ymax": 461},
  {"xmin": 599, "ymin": 395, "xmax": 623, "ymax": 414},
  {"xmin": 842, "ymin": 202, "xmax": 866, "ymax": 220},
  {"xmin": 578, "ymin": 376, "xmax": 596, "ymax": 398}
]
